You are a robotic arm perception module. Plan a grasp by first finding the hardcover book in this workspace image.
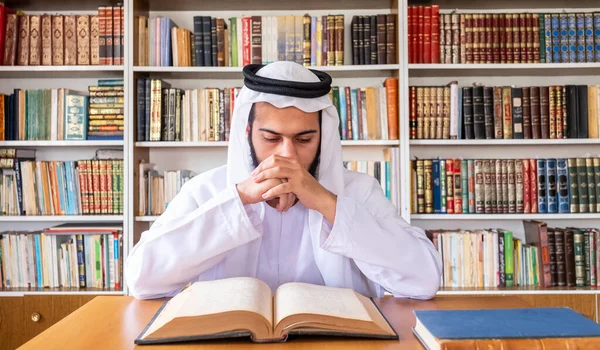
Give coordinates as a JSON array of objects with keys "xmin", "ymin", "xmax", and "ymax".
[{"xmin": 135, "ymin": 277, "xmax": 398, "ymax": 345}]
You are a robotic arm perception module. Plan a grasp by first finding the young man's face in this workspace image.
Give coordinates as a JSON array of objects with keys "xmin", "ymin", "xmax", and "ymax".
[{"xmin": 248, "ymin": 102, "xmax": 321, "ymax": 177}]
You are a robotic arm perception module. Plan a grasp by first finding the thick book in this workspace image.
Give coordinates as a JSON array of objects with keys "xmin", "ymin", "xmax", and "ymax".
[
  {"xmin": 134, "ymin": 277, "xmax": 398, "ymax": 345},
  {"xmin": 413, "ymin": 307, "xmax": 600, "ymax": 350}
]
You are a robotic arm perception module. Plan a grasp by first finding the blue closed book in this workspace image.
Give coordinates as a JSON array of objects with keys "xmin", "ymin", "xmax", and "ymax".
[{"xmin": 413, "ymin": 308, "xmax": 600, "ymax": 350}]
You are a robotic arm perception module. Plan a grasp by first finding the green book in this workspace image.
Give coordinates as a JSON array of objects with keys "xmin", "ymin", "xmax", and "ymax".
[
  {"xmin": 573, "ymin": 229, "xmax": 586, "ymax": 287},
  {"xmin": 230, "ymin": 17, "xmax": 238, "ymax": 66},
  {"xmin": 504, "ymin": 230, "xmax": 514, "ymax": 287}
]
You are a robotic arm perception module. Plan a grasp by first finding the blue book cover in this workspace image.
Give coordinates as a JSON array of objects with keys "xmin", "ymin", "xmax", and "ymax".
[
  {"xmin": 413, "ymin": 308, "xmax": 600, "ymax": 349},
  {"xmin": 557, "ymin": 158, "xmax": 570, "ymax": 213},
  {"xmin": 576, "ymin": 13, "xmax": 585, "ymax": 63},
  {"xmin": 546, "ymin": 158, "xmax": 558, "ymax": 213},
  {"xmin": 537, "ymin": 159, "xmax": 547, "ymax": 213},
  {"xmin": 559, "ymin": 14, "xmax": 569, "ymax": 63},
  {"xmin": 338, "ymin": 88, "xmax": 347, "ymax": 140},
  {"xmin": 585, "ymin": 14, "xmax": 595, "ymax": 63},
  {"xmin": 350, "ymin": 89, "xmax": 359, "ymax": 140},
  {"xmin": 567, "ymin": 14, "xmax": 577, "ymax": 63},
  {"xmin": 551, "ymin": 15, "xmax": 561, "ymax": 63},
  {"xmin": 433, "ymin": 159, "xmax": 441, "ymax": 213},
  {"xmin": 595, "ymin": 13, "xmax": 600, "ymax": 62}
]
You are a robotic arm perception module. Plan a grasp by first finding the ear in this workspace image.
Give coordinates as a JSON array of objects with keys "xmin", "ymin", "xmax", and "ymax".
[{"xmin": 245, "ymin": 124, "xmax": 250, "ymax": 133}]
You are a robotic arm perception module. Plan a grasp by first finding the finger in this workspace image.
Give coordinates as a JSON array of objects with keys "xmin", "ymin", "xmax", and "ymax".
[
  {"xmin": 284, "ymin": 193, "xmax": 297, "ymax": 211},
  {"xmin": 262, "ymin": 182, "xmax": 293, "ymax": 201},
  {"xmin": 277, "ymin": 192, "xmax": 289, "ymax": 212},
  {"xmin": 253, "ymin": 166, "xmax": 294, "ymax": 183},
  {"xmin": 251, "ymin": 155, "xmax": 298, "ymax": 176}
]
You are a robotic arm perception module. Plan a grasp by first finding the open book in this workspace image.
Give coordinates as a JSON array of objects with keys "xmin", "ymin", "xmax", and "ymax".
[{"xmin": 134, "ymin": 277, "xmax": 398, "ymax": 344}]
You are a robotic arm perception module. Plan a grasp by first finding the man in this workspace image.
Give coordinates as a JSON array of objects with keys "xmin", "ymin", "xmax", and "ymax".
[{"xmin": 125, "ymin": 61, "xmax": 442, "ymax": 300}]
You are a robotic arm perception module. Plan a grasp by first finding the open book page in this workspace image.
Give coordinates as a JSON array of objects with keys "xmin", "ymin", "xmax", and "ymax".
[
  {"xmin": 274, "ymin": 282, "xmax": 372, "ymax": 326},
  {"xmin": 141, "ymin": 277, "xmax": 274, "ymax": 338}
]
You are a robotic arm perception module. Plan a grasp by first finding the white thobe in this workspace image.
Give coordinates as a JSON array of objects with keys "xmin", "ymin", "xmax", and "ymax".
[{"xmin": 125, "ymin": 165, "xmax": 442, "ymax": 300}]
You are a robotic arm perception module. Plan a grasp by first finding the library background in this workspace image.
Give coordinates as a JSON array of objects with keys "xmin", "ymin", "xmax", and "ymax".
[{"xmin": 0, "ymin": 0, "xmax": 600, "ymax": 347}]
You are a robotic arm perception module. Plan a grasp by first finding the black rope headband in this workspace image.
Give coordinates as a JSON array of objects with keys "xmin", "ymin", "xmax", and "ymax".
[{"xmin": 242, "ymin": 64, "xmax": 332, "ymax": 98}]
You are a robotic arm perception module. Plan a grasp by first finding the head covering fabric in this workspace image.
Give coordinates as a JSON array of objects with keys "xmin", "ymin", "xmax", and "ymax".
[{"xmin": 226, "ymin": 61, "xmax": 345, "ymax": 197}]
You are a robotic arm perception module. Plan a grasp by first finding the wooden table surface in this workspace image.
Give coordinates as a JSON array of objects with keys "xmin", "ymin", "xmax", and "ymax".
[{"xmin": 19, "ymin": 295, "xmax": 531, "ymax": 350}]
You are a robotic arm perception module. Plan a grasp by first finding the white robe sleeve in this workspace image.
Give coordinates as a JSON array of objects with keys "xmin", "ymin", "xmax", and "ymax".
[
  {"xmin": 124, "ymin": 181, "xmax": 263, "ymax": 300},
  {"xmin": 319, "ymin": 175, "xmax": 442, "ymax": 300}
]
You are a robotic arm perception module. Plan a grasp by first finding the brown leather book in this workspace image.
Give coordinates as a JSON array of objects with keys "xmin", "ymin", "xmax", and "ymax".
[
  {"xmin": 112, "ymin": 7, "xmax": 121, "ymax": 65},
  {"xmin": 77, "ymin": 15, "xmax": 90, "ymax": 65},
  {"xmin": 384, "ymin": 78, "xmax": 398, "ymax": 140},
  {"xmin": 554, "ymin": 228, "xmax": 566, "ymax": 286},
  {"xmin": 519, "ymin": 14, "xmax": 527, "ymax": 63},
  {"xmin": 64, "ymin": 15, "xmax": 77, "ymax": 65},
  {"xmin": 41, "ymin": 14, "xmax": 52, "ymax": 65},
  {"xmin": 530, "ymin": 86, "xmax": 541, "ymax": 138},
  {"xmin": 540, "ymin": 86, "xmax": 550, "ymax": 138},
  {"xmin": 17, "ymin": 15, "xmax": 30, "ymax": 65},
  {"xmin": 3, "ymin": 14, "xmax": 18, "ymax": 65},
  {"xmin": 29, "ymin": 15, "xmax": 41, "ymax": 65},
  {"xmin": 505, "ymin": 14, "xmax": 513, "ymax": 63},
  {"xmin": 512, "ymin": 14, "xmax": 520, "ymax": 63},
  {"xmin": 376, "ymin": 14, "xmax": 386, "ymax": 64},
  {"xmin": 492, "ymin": 14, "xmax": 500, "ymax": 63},
  {"xmin": 52, "ymin": 15, "xmax": 64, "ymax": 65},
  {"xmin": 216, "ymin": 18, "xmax": 225, "ymax": 67},
  {"xmin": 522, "ymin": 86, "xmax": 532, "ymax": 138},
  {"xmin": 334, "ymin": 15, "xmax": 344, "ymax": 66},
  {"xmin": 485, "ymin": 14, "xmax": 493, "ymax": 64},
  {"xmin": 464, "ymin": 14, "xmax": 473, "ymax": 63},
  {"xmin": 498, "ymin": 14, "xmax": 506, "ymax": 63},
  {"xmin": 385, "ymin": 14, "xmax": 396, "ymax": 64},
  {"xmin": 523, "ymin": 220, "xmax": 552, "ymax": 288},
  {"xmin": 91, "ymin": 15, "xmax": 100, "ymax": 65}
]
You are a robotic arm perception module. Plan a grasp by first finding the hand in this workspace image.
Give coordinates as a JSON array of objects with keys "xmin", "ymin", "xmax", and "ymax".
[
  {"xmin": 236, "ymin": 176, "xmax": 297, "ymax": 212},
  {"xmin": 250, "ymin": 155, "xmax": 337, "ymax": 222}
]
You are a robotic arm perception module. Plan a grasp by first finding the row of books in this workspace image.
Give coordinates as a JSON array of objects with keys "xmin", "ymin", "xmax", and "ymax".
[
  {"xmin": 137, "ymin": 14, "xmax": 350, "ymax": 67},
  {"xmin": 350, "ymin": 14, "xmax": 397, "ymax": 65},
  {"xmin": 137, "ymin": 148, "xmax": 401, "ymax": 215},
  {"xmin": 332, "ymin": 78, "xmax": 399, "ymax": 141},
  {"xmin": 0, "ymin": 79, "xmax": 124, "ymax": 141},
  {"xmin": 136, "ymin": 78, "xmax": 399, "ymax": 142},
  {"xmin": 0, "ymin": 224, "xmax": 123, "ymax": 290},
  {"xmin": 408, "ymin": 6, "xmax": 600, "ymax": 64},
  {"xmin": 411, "ymin": 157, "xmax": 600, "ymax": 215},
  {"xmin": 138, "ymin": 161, "xmax": 195, "ymax": 216},
  {"xmin": 409, "ymin": 83, "xmax": 600, "ymax": 140},
  {"xmin": 0, "ymin": 5, "xmax": 124, "ymax": 66},
  {"xmin": 0, "ymin": 150, "xmax": 124, "ymax": 216},
  {"xmin": 427, "ymin": 220, "xmax": 600, "ymax": 288}
]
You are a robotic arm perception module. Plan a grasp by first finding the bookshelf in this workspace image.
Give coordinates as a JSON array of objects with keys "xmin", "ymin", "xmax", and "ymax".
[{"xmin": 2, "ymin": 0, "xmax": 600, "ymax": 346}]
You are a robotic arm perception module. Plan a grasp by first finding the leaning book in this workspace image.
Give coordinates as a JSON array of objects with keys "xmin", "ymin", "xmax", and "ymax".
[{"xmin": 134, "ymin": 277, "xmax": 398, "ymax": 344}]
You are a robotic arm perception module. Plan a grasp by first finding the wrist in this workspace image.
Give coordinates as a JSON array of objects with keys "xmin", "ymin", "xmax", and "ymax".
[{"xmin": 316, "ymin": 190, "xmax": 337, "ymax": 222}]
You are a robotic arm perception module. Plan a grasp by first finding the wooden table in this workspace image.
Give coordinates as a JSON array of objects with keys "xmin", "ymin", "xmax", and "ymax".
[{"xmin": 19, "ymin": 295, "xmax": 531, "ymax": 349}]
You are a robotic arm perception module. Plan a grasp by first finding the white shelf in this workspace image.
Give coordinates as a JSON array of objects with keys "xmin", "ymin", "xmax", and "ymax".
[
  {"xmin": 134, "ymin": 64, "xmax": 400, "ymax": 74},
  {"xmin": 136, "ymin": 140, "xmax": 398, "ymax": 147},
  {"xmin": 0, "ymin": 215, "xmax": 123, "ymax": 222},
  {"xmin": 0, "ymin": 65, "xmax": 124, "ymax": 72},
  {"xmin": 136, "ymin": 216, "xmax": 159, "ymax": 222},
  {"xmin": 437, "ymin": 289, "xmax": 600, "ymax": 295},
  {"xmin": 410, "ymin": 139, "xmax": 600, "ymax": 146},
  {"xmin": 0, "ymin": 141, "xmax": 124, "ymax": 147},
  {"xmin": 409, "ymin": 63, "xmax": 600, "ymax": 70},
  {"xmin": 411, "ymin": 214, "xmax": 600, "ymax": 220}
]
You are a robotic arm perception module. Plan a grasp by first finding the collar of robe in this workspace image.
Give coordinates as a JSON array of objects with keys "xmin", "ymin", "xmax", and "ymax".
[{"xmin": 242, "ymin": 63, "xmax": 332, "ymax": 98}]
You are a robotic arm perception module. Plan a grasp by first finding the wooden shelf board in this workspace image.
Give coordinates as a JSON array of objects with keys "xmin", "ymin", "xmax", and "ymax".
[
  {"xmin": 411, "ymin": 214, "xmax": 600, "ymax": 220},
  {"xmin": 410, "ymin": 139, "xmax": 600, "ymax": 146},
  {"xmin": 0, "ymin": 141, "xmax": 124, "ymax": 147},
  {"xmin": 136, "ymin": 216, "xmax": 159, "ymax": 222},
  {"xmin": 0, "ymin": 216, "xmax": 124, "ymax": 222}
]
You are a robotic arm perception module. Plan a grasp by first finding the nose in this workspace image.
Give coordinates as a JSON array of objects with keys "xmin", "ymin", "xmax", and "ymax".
[{"xmin": 278, "ymin": 138, "xmax": 299, "ymax": 160}]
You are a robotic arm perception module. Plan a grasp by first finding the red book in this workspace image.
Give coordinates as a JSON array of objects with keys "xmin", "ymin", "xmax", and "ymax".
[
  {"xmin": 417, "ymin": 6, "xmax": 424, "ymax": 64},
  {"xmin": 0, "ymin": 4, "xmax": 16, "ymax": 66},
  {"xmin": 411, "ymin": 6, "xmax": 418, "ymax": 64},
  {"xmin": 423, "ymin": 6, "xmax": 431, "ymax": 64},
  {"xmin": 485, "ymin": 14, "xmax": 493, "ymax": 64},
  {"xmin": 492, "ymin": 14, "xmax": 500, "ymax": 63},
  {"xmin": 454, "ymin": 159, "xmax": 462, "ymax": 214},
  {"xmin": 499, "ymin": 14, "xmax": 506, "ymax": 63},
  {"xmin": 431, "ymin": 5, "xmax": 440, "ymax": 63},
  {"xmin": 446, "ymin": 159, "xmax": 454, "ymax": 214},
  {"xmin": 523, "ymin": 158, "xmax": 530, "ymax": 213},
  {"xmin": 529, "ymin": 158, "xmax": 538, "ymax": 213},
  {"xmin": 242, "ymin": 17, "xmax": 251, "ymax": 66},
  {"xmin": 408, "ymin": 6, "xmax": 414, "ymax": 63}
]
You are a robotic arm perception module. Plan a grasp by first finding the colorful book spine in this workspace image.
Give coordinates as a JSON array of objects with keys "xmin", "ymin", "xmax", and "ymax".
[{"xmin": 557, "ymin": 158, "xmax": 570, "ymax": 213}]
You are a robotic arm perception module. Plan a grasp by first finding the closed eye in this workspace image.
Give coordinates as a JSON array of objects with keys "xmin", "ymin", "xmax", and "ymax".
[
  {"xmin": 263, "ymin": 137, "xmax": 280, "ymax": 143},
  {"xmin": 297, "ymin": 138, "xmax": 312, "ymax": 143}
]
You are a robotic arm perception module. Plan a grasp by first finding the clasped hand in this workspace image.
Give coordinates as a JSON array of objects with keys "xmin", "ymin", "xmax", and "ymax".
[{"xmin": 236, "ymin": 155, "xmax": 331, "ymax": 213}]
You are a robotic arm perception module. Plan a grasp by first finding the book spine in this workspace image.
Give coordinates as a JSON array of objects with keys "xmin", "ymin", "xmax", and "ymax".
[
  {"xmin": 557, "ymin": 158, "xmax": 570, "ymax": 213},
  {"xmin": 569, "ymin": 158, "xmax": 580, "ymax": 213},
  {"xmin": 537, "ymin": 159, "xmax": 547, "ymax": 213},
  {"xmin": 586, "ymin": 158, "xmax": 596, "ymax": 214},
  {"xmin": 546, "ymin": 158, "xmax": 558, "ymax": 213}
]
